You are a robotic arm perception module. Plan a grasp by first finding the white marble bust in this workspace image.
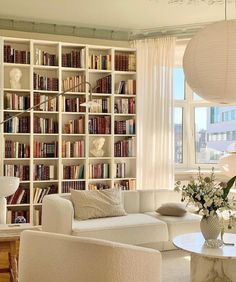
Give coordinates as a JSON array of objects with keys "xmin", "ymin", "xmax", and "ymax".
[
  {"xmin": 90, "ymin": 137, "xmax": 105, "ymax": 157},
  {"xmin": 9, "ymin": 68, "xmax": 22, "ymax": 89}
]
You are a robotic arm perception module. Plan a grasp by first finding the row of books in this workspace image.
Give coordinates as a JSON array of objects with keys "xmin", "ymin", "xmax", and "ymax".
[
  {"xmin": 88, "ymin": 116, "xmax": 111, "ymax": 134},
  {"xmin": 96, "ymin": 75, "xmax": 112, "ymax": 94},
  {"xmin": 90, "ymin": 98, "xmax": 110, "ymax": 113},
  {"xmin": 89, "ymin": 54, "xmax": 112, "ymax": 70},
  {"xmin": 114, "ymin": 119, "xmax": 135, "ymax": 135},
  {"xmin": 33, "ymin": 184, "xmax": 58, "ymax": 203},
  {"xmin": 114, "ymin": 162, "xmax": 126, "ymax": 178},
  {"xmin": 115, "ymin": 53, "xmax": 136, "ymax": 72},
  {"xmin": 63, "ymin": 164, "xmax": 84, "ymax": 179},
  {"xmin": 34, "ymin": 164, "xmax": 55, "ymax": 180},
  {"xmin": 35, "ymin": 48, "xmax": 57, "ymax": 66},
  {"xmin": 4, "ymin": 164, "xmax": 30, "ymax": 180},
  {"xmin": 63, "ymin": 116, "xmax": 85, "ymax": 134},
  {"xmin": 114, "ymin": 179, "xmax": 136, "ymax": 190},
  {"xmin": 88, "ymin": 183, "xmax": 110, "ymax": 190},
  {"xmin": 7, "ymin": 209, "xmax": 30, "ymax": 224},
  {"xmin": 33, "ymin": 73, "xmax": 59, "ymax": 91},
  {"xmin": 62, "ymin": 140, "xmax": 85, "ymax": 158},
  {"xmin": 4, "ymin": 45, "xmax": 30, "ymax": 64},
  {"xmin": 4, "ymin": 115, "xmax": 30, "ymax": 133},
  {"xmin": 62, "ymin": 181, "xmax": 85, "ymax": 193},
  {"xmin": 114, "ymin": 137, "xmax": 136, "ymax": 157},
  {"xmin": 114, "ymin": 98, "xmax": 135, "ymax": 114},
  {"xmin": 5, "ymin": 92, "xmax": 30, "ymax": 110},
  {"xmin": 34, "ymin": 141, "xmax": 58, "ymax": 158},
  {"xmin": 34, "ymin": 208, "xmax": 42, "ymax": 226},
  {"xmin": 116, "ymin": 80, "xmax": 136, "ymax": 95},
  {"xmin": 5, "ymin": 140, "xmax": 30, "ymax": 158},
  {"xmin": 7, "ymin": 186, "xmax": 30, "ymax": 205},
  {"xmin": 62, "ymin": 75, "xmax": 86, "ymax": 92},
  {"xmin": 62, "ymin": 96, "xmax": 86, "ymax": 112},
  {"xmin": 88, "ymin": 163, "xmax": 109, "ymax": 179},
  {"xmin": 34, "ymin": 116, "xmax": 58, "ymax": 134},
  {"xmin": 34, "ymin": 93, "xmax": 57, "ymax": 112},
  {"xmin": 62, "ymin": 49, "xmax": 85, "ymax": 68}
]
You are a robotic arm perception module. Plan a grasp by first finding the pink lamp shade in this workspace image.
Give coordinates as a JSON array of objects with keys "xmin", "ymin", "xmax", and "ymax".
[{"xmin": 0, "ymin": 176, "xmax": 20, "ymax": 197}]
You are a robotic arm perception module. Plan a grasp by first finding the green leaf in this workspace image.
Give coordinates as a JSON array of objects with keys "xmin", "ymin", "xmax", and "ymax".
[{"xmin": 223, "ymin": 176, "xmax": 236, "ymax": 199}]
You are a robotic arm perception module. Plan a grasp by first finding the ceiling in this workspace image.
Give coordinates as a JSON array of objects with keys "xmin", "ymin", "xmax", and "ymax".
[{"xmin": 1, "ymin": 0, "xmax": 236, "ymax": 39}]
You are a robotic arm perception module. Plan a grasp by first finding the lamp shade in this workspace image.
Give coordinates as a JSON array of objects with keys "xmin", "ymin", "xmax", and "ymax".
[
  {"xmin": 183, "ymin": 20, "xmax": 236, "ymax": 104},
  {"xmin": 0, "ymin": 176, "xmax": 20, "ymax": 197},
  {"xmin": 217, "ymin": 153, "xmax": 236, "ymax": 178}
]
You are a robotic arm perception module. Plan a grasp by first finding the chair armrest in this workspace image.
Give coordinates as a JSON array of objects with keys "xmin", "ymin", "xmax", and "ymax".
[{"xmin": 42, "ymin": 194, "xmax": 74, "ymax": 235}]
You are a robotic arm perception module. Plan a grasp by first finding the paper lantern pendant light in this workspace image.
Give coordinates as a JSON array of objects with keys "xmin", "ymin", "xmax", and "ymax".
[{"xmin": 183, "ymin": 20, "xmax": 236, "ymax": 104}]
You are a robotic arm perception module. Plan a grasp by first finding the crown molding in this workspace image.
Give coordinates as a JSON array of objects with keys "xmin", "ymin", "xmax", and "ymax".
[{"xmin": 0, "ymin": 18, "xmax": 224, "ymax": 41}]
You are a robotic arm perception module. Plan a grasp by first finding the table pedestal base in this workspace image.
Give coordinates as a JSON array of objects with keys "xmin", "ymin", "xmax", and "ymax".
[{"xmin": 191, "ymin": 254, "xmax": 235, "ymax": 282}]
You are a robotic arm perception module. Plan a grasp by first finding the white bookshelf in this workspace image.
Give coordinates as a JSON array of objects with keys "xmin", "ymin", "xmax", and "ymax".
[{"xmin": 0, "ymin": 37, "xmax": 136, "ymax": 225}]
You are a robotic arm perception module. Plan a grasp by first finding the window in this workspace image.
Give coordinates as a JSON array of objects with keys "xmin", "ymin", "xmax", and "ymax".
[{"xmin": 174, "ymin": 65, "xmax": 236, "ymax": 167}]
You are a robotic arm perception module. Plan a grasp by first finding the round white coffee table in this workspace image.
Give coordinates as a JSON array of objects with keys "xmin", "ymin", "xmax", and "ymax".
[{"xmin": 173, "ymin": 232, "xmax": 236, "ymax": 282}]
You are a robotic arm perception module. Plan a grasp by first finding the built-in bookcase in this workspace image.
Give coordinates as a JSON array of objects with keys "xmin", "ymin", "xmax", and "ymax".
[{"xmin": 0, "ymin": 37, "xmax": 136, "ymax": 226}]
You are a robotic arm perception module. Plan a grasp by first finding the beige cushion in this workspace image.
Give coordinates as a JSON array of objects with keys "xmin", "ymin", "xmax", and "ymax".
[
  {"xmin": 71, "ymin": 189, "xmax": 127, "ymax": 220},
  {"xmin": 156, "ymin": 202, "xmax": 186, "ymax": 217}
]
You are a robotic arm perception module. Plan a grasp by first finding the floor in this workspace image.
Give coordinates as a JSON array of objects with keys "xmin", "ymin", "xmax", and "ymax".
[{"xmin": 162, "ymin": 250, "xmax": 190, "ymax": 282}]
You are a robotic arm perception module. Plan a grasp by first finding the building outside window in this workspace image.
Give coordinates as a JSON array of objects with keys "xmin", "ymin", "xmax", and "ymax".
[{"xmin": 174, "ymin": 67, "xmax": 236, "ymax": 168}]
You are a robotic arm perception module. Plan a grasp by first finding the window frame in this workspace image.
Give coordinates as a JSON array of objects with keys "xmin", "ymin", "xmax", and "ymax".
[{"xmin": 174, "ymin": 79, "xmax": 226, "ymax": 170}]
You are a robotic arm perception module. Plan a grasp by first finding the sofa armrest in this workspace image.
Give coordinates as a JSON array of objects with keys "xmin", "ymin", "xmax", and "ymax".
[{"xmin": 42, "ymin": 194, "xmax": 74, "ymax": 235}]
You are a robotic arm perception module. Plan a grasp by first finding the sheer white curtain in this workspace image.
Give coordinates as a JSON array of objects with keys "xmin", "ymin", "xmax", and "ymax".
[{"xmin": 133, "ymin": 37, "xmax": 176, "ymax": 189}]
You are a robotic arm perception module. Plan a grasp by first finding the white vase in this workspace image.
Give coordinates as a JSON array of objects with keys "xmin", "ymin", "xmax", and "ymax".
[{"xmin": 200, "ymin": 214, "xmax": 221, "ymax": 240}]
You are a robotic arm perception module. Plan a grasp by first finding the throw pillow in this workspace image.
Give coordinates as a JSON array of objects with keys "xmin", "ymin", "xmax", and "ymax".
[
  {"xmin": 71, "ymin": 188, "xmax": 127, "ymax": 220},
  {"xmin": 156, "ymin": 202, "xmax": 187, "ymax": 217}
]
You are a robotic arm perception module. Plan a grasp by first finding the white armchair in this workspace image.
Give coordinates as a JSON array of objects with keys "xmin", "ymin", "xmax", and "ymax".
[{"xmin": 18, "ymin": 230, "xmax": 162, "ymax": 282}]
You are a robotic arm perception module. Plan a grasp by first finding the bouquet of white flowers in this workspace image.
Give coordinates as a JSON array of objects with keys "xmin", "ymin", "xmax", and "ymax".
[{"xmin": 175, "ymin": 168, "xmax": 236, "ymax": 218}]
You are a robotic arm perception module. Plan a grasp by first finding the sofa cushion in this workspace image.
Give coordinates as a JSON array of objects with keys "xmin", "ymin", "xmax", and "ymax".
[
  {"xmin": 156, "ymin": 203, "xmax": 187, "ymax": 217},
  {"xmin": 145, "ymin": 211, "xmax": 201, "ymax": 240},
  {"xmin": 72, "ymin": 213, "xmax": 169, "ymax": 245},
  {"xmin": 139, "ymin": 189, "xmax": 182, "ymax": 212},
  {"xmin": 71, "ymin": 189, "xmax": 126, "ymax": 220}
]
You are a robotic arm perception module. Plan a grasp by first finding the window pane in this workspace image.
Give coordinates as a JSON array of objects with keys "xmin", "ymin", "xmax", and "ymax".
[
  {"xmin": 195, "ymin": 106, "xmax": 236, "ymax": 164},
  {"xmin": 174, "ymin": 68, "xmax": 185, "ymax": 100},
  {"xmin": 174, "ymin": 107, "xmax": 183, "ymax": 163},
  {"xmin": 193, "ymin": 93, "xmax": 203, "ymax": 101}
]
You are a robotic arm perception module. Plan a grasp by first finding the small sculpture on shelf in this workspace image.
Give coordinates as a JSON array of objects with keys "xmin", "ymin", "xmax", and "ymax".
[
  {"xmin": 15, "ymin": 215, "xmax": 26, "ymax": 224},
  {"xmin": 9, "ymin": 68, "xmax": 22, "ymax": 89},
  {"xmin": 90, "ymin": 137, "xmax": 105, "ymax": 157}
]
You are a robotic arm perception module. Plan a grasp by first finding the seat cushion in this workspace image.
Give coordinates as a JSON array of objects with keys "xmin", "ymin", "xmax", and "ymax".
[
  {"xmin": 145, "ymin": 211, "xmax": 201, "ymax": 240},
  {"xmin": 72, "ymin": 213, "xmax": 168, "ymax": 245}
]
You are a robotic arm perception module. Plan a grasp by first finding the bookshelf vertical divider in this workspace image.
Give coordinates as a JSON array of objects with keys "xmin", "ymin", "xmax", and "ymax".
[{"xmin": 1, "ymin": 37, "xmax": 136, "ymax": 226}]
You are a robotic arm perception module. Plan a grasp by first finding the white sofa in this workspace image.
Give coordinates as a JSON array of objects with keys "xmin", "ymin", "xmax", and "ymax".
[
  {"xmin": 42, "ymin": 189, "xmax": 201, "ymax": 250},
  {"xmin": 19, "ymin": 230, "xmax": 162, "ymax": 282}
]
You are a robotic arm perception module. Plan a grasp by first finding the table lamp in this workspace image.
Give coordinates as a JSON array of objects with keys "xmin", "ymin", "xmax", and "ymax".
[{"xmin": 0, "ymin": 81, "xmax": 99, "ymax": 224}]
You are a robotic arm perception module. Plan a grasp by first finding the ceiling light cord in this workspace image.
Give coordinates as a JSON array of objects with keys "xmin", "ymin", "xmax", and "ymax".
[{"xmin": 225, "ymin": 0, "xmax": 227, "ymax": 20}]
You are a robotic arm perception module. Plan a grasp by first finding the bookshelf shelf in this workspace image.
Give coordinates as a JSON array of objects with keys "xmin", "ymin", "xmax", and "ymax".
[
  {"xmin": 33, "ymin": 65, "xmax": 59, "ymax": 70},
  {"xmin": 1, "ymin": 36, "xmax": 136, "ymax": 225},
  {"xmin": 4, "ymin": 88, "xmax": 30, "ymax": 92},
  {"xmin": 114, "ymin": 71, "xmax": 136, "ymax": 75},
  {"xmin": 3, "ymin": 63, "xmax": 30, "ymax": 68},
  {"xmin": 88, "ymin": 69, "xmax": 112, "ymax": 73}
]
